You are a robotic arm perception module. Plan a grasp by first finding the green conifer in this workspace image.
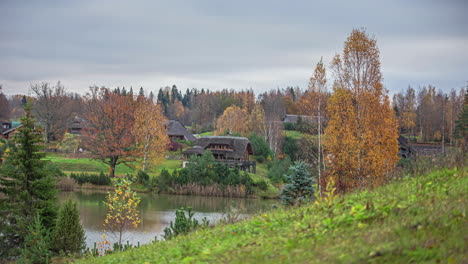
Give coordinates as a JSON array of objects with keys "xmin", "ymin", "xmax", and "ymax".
[
  {"xmin": 18, "ymin": 214, "xmax": 51, "ymax": 264},
  {"xmin": 51, "ymin": 200, "xmax": 86, "ymax": 254},
  {"xmin": 0, "ymin": 106, "xmax": 58, "ymax": 257}
]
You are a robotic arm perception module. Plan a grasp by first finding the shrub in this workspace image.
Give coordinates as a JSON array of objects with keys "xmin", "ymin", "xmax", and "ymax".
[
  {"xmin": 282, "ymin": 136, "xmax": 298, "ymax": 161},
  {"xmin": 70, "ymin": 171, "xmax": 111, "ymax": 186},
  {"xmin": 254, "ymin": 179, "xmax": 268, "ymax": 191},
  {"xmin": 248, "ymin": 133, "xmax": 271, "ymax": 162},
  {"xmin": 51, "ymin": 200, "xmax": 86, "ymax": 254},
  {"xmin": 281, "ymin": 161, "xmax": 315, "ymax": 206},
  {"xmin": 137, "ymin": 171, "xmax": 149, "ymax": 186},
  {"xmin": 163, "ymin": 207, "xmax": 209, "ymax": 240},
  {"xmin": 18, "ymin": 215, "xmax": 51, "ymax": 264},
  {"xmin": 267, "ymin": 157, "xmax": 292, "ymax": 184}
]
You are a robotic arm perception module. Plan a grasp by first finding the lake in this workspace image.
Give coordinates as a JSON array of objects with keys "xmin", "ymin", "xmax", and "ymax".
[{"xmin": 58, "ymin": 191, "xmax": 280, "ymax": 248}]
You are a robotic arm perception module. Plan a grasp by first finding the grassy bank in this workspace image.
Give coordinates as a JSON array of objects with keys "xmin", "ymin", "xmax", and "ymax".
[
  {"xmin": 43, "ymin": 153, "xmax": 182, "ymax": 176},
  {"xmin": 77, "ymin": 167, "xmax": 467, "ymax": 263}
]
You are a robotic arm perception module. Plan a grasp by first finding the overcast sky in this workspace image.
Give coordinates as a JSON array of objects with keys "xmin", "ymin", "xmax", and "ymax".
[{"xmin": 1, "ymin": 0, "xmax": 467, "ymax": 97}]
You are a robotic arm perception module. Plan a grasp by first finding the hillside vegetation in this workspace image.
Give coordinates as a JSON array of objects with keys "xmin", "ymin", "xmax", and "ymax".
[{"xmin": 77, "ymin": 167, "xmax": 467, "ymax": 263}]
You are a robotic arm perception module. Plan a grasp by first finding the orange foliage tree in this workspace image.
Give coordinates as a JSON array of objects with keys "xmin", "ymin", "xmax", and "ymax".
[
  {"xmin": 215, "ymin": 105, "xmax": 248, "ymax": 136},
  {"xmin": 325, "ymin": 29, "xmax": 399, "ymax": 193},
  {"xmin": 133, "ymin": 97, "xmax": 169, "ymax": 171},
  {"xmin": 83, "ymin": 87, "xmax": 137, "ymax": 177}
]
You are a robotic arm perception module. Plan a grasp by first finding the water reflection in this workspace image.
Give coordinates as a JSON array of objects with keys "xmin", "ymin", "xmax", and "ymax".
[{"xmin": 58, "ymin": 191, "xmax": 279, "ymax": 248}]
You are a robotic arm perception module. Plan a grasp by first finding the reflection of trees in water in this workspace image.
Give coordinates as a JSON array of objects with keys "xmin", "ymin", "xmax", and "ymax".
[
  {"xmin": 57, "ymin": 191, "xmax": 279, "ymax": 235},
  {"xmin": 139, "ymin": 193, "xmax": 278, "ymax": 214}
]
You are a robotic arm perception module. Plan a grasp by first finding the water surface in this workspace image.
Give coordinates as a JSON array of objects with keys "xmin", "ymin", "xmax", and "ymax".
[{"xmin": 58, "ymin": 191, "xmax": 279, "ymax": 248}]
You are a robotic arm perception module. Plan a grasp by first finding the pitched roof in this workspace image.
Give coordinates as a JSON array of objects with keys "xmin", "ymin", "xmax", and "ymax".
[
  {"xmin": 183, "ymin": 136, "xmax": 253, "ymax": 159},
  {"xmin": 283, "ymin": 114, "xmax": 315, "ymax": 123},
  {"xmin": 167, "ymin": 120, "xmax": 196, "ymax": 141}
]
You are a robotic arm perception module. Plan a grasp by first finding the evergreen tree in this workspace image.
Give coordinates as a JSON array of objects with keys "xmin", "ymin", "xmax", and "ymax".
[
  {"xmin": 139, "ymin": 87, "xmax": 145, "ymax": 97},
  {"xmin": 281, "ymin": 161, "xmax": 314, "ymax": 206},
  {"xmin": 51, "ymin": 200, "xmax": 86, "ymax": 254},
  {"xmin": 149, "ymin": 91, "xmax": 154, "ymax": 101},
  {"xmin": 454, "ymin": 86, "xmax": 468, "ymax": 152},
  {"xmin": 18, "ymin": 214, "xmax": 51, "ymax": 264},
  {"xmin": 0, "ymin": 106, "xmax": 58, "ymax": 257}
]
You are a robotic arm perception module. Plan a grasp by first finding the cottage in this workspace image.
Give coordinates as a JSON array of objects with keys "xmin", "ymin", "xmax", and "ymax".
[
  {"xmin": 182, "ymin": 136, "xmax": 256, "ymax": 173},
  {"xmin": 68, "ymin": 116, "xmax": 85, "ymax": 134},
  {"xmin": 1, "ymin": 121, "xmax": 22, "ymax": 140},
  {"xmin": 283, "ymin": 114, "xmax": 315, "ymax": 124},
  {"xmin": 167, "ymin": 120, "xmax": 196, "ymax": 141}
]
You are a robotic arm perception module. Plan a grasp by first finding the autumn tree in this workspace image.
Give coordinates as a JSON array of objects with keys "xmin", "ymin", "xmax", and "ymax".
[
  {"xmin": 325, "ymin": 29, "xmax": 399, "ymax": 193},
  {"xmin": 301, "ymin": 58, "xmax": 328, "ymax": 188},
  {"xmin": 83, "ymin": 87, "xmax": 137, "ymax": 177},
  {"xmin": 104, "ymin": 178, "xmax": 141, "ymax": 247},
  {"xmin": 133, "ymin": 98, "xmax": 169, "ymax": 171},
  {"xmin": 454, "ymin": 86, "xmax": 468, "ymax": 152},
  {"xmin": 247, "ymin": 103, "xmax": 266, "ymax": 136},
  {"xmin": 215, "ymin": 105, "xmax": 248, "ymax": 136},
  {"xmin": 31, "ymin": 82, "xmax": 73, "ymax": 142}
]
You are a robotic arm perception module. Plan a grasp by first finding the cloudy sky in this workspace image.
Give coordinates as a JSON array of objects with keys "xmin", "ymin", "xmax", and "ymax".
[{"xmin": 1, "ymin": 0, "xmax": 467, "ymax": 97}]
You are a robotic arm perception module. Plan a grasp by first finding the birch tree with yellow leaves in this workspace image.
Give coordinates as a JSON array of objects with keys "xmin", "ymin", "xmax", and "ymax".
[
  {"xmin": 215, "ymin": 105, "xmax": 248, "ymax": 136},
  {"xmin": 133, "ymin": 98, "xmax": 169, "ymax": 171},
  {"xmin": 325, "ymin": 29, "xmax": 399, "ymax": 193},
  {"xmin": 104, "ymin": 178, "xmax": 141, "ymax": 247}
]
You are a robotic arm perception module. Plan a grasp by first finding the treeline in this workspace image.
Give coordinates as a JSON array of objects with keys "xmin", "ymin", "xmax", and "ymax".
[{"xmin": 393, "ymin": 85, "xmax": 465, "ymax": 143}]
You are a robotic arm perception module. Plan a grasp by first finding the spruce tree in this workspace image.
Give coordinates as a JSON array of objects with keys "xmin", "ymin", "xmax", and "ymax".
[
  {"xmin": 18, "ymin": 214, "xmax": 51, "ymax": 264},
  {"xmin": 51, "ymin": 200, "xmax": 86, "ymax": 254},
  {"xmin": 0, "ymin": 106, "xmax": 58, "ymax": 257},
  {"xmin": 281, "ymin": 161, "xmax": 315, "ymax": 206}
]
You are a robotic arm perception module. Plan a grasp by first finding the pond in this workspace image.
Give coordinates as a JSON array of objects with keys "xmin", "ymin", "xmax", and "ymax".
[{"xmin": 58, "ymin": 191, "xmax": 280, "ymax": 248}]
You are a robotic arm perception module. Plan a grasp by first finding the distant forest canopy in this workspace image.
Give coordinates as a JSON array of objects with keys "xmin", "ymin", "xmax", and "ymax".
[{"xmin": 0, "ymin": 82, "xmax": 466, "ymax": 144}]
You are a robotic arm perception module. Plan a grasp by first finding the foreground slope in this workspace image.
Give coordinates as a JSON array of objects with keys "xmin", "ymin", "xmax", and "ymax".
[{"xmin": 78, "ymin": 168, "xmax": 467, "ymax": 263}]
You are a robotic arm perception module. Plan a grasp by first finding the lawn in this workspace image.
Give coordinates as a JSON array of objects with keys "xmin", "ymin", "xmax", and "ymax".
[
  {"xmin": 284, "ymin": 130, "xmax": 305, "ymax": 139},
  {"xmin": 43, "ymin": 153, "xmax": 182, "ymax": 177},
  {"xmin": 77, "ymin": 167, "xmax": 467, "ymax": 263},
  {"xmin": 199, "ymin": 131, "xmax": 214, "ymax": 136}
]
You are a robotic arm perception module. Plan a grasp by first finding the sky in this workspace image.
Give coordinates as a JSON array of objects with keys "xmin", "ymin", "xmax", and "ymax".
[{"xmin": 1, "ymin": 0, "xmax": 467, "ymax": 97}]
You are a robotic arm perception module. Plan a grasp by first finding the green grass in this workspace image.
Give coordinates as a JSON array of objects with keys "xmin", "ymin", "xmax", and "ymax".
[
  {"xmin": 77, "ymin": 167, "xmax": 467, "ymax": 263},
  {"xmin": 284, "ymin": 130, "xmax": 305, "ymax": 139},
  {"xmin": 44, "ymin": 153, "xmax": 182, "ymax": 177},
  {"xmin": 199, "ymin": 131, "xmax": 214, "ymax": 136}
]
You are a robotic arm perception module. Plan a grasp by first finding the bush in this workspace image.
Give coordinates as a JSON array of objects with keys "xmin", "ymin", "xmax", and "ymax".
[
  {"xmin": 51, "ymin": 200, "xmax": 86, "ymax": 254},
  {"xmin": 281, "ymin": 161, "xmax": 315, "ymax": 206},
  {"xmin": 267, "ymin": 157, "xmax": 292, "ymax": 184},
  {"xmin": 18, "ymin": 215, "xmax": 51, "ymax": 264},
  {"xmin": 163, "ymin": 207, "xmax": 209, "ymax": 240},
  {"xmin": 248, "ymin": 133, "xmax": 272, "ymax": 162},
  {"xmin": 70, "ymin": 171, "xmax": 111, "ymax": 186},
  {"xmin": 137, "ymin": 171, "xmax": 150, "ymax": 186},
  {"xmin": 282, "ymin": 136, "xmax": 298, "ymax": 161},
  {"xmin": 254, "ymin": 179, "xmax": 268, "ymax": 191}
]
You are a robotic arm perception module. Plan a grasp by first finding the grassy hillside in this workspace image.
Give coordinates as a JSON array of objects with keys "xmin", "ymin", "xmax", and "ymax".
[
  {"xmin": 44, "ymin": 153, "xmax": 182, "ymax": 176},
  {"xmin": 77, "ymin": 167, "xmax": 467, "ymax": 263}
]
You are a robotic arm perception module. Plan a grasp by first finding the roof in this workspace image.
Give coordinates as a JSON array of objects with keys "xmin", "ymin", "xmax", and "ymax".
[
  {"xmin": 283, "ymin": 114, "xmax": 315, "ymax": 123},
  {"xmin": 167, "ymin": 120, "xmax": 197, "ymax": 141},
  {"xmin": 183, "ymin": 136, "xmax": 253, "ymax": 159},
  {"xmin": 2, "ymin": 125, "xmax": 22, "ymax": 135}
]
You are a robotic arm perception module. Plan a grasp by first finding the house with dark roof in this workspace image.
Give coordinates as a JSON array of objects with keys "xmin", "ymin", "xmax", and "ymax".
[
  {"xmin": 283, "ymin": 114, "xmax": 314, "ymax": 124},
  {"xmin": 68, "ymin": 116, "xmax": 85, "ymax": 134},
  {"xmin": 167, "ymin": 120, "xmax": 196, "ymax": 141},
  {"xmin": 182, "ymin": 136, "xmax": 256, "ymax": 173},
  {"xmin": 1, "ymin": 121, "xmax": 22, "ymax": 140}
]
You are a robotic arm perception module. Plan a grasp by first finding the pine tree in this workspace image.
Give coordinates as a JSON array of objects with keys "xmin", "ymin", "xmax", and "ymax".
[
  {"xmin": 454, "ymin": 86, "xmax": 468, "ymax": 152},
  {"xmin": 51, "ymin": 200, "xmax": 86, "ymax": 254},
  {"xmin": 281, "ymin": 161, "xmax": 314, "ymax": 206},
  {"xmin": 18, "ymin": 214, "xmax": 51, "ymax": 264},
  {"xmin": 0, "ymin": 106, "xmax": 58, "ymax": 257}
]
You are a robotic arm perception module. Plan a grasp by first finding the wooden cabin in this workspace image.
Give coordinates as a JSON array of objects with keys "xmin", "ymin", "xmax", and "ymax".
[{"xmin": 182, "ymin": 136, "xmax": 256, "ymax": 173}]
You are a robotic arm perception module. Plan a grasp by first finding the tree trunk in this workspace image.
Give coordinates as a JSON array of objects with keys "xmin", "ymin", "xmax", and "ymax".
[{"xmin": 109, "ymin": 156, "xmax": 118, "ymax": 178}]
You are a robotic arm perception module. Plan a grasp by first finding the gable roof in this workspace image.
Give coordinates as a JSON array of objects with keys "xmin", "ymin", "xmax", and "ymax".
[
  {"xmin": 283, "ymin": 114, "xmax": 315, "ymax": 123},
  {"xmin": 167, "ymin": 120, "xmax": 196, "ymax": 141},
  {"xmin": 183, "ymin": 136, "xmax": 253, "ymax": 159}
]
